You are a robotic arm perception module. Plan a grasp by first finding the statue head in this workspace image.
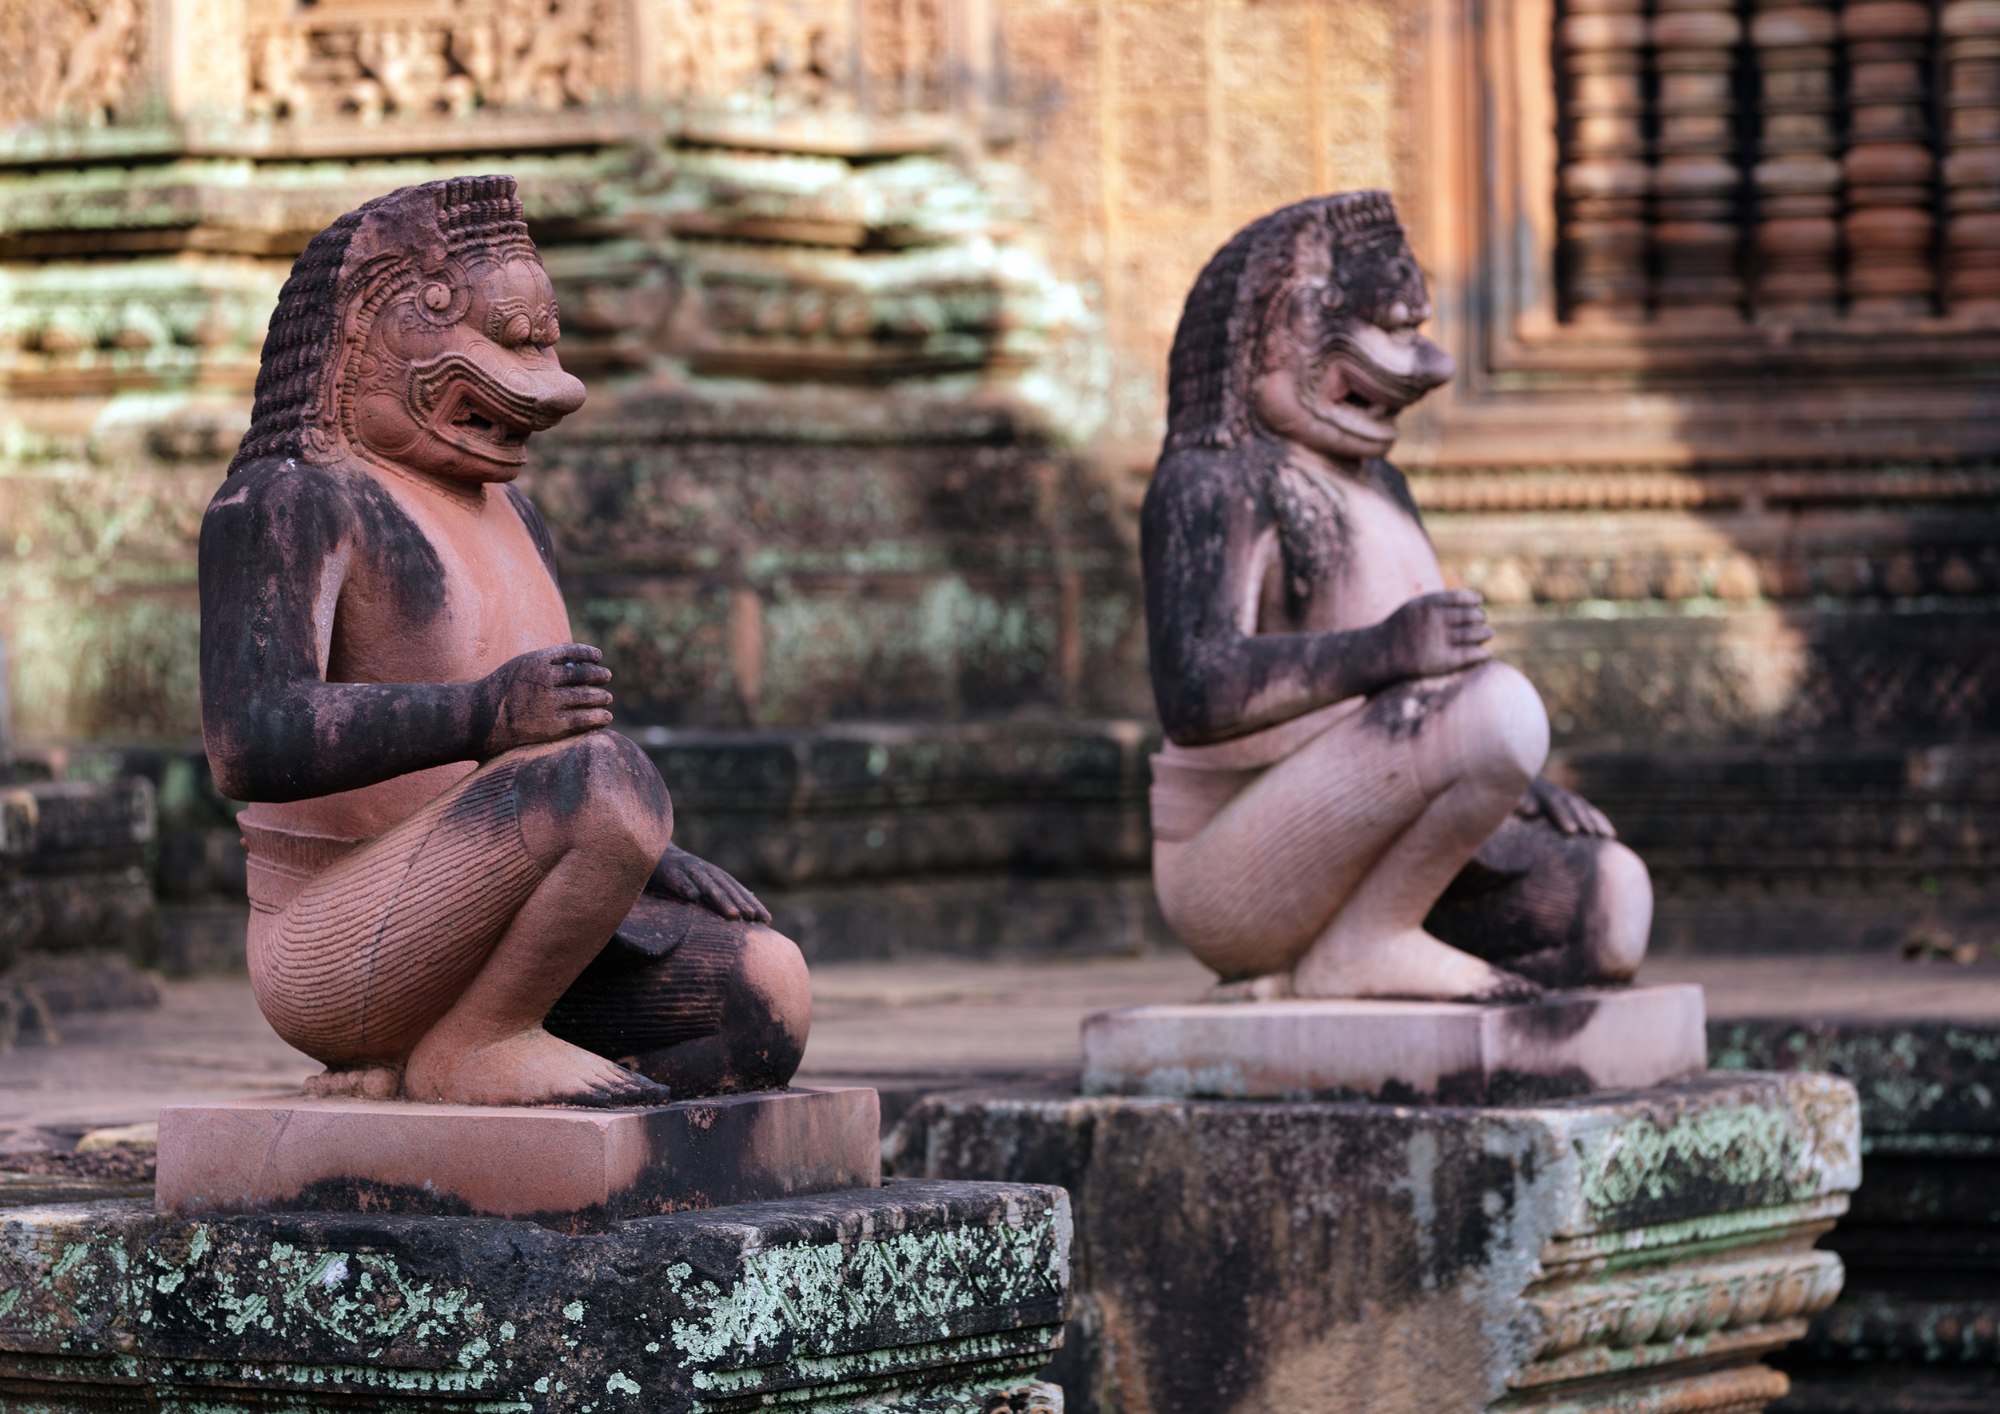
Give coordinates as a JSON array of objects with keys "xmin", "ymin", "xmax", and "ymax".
[
  {"xmin": 1163, "ymin": 191, "xmax": 1453, "ymax": 463},
  {"xmin": 227, "ymin": 175, "xmax": 585, "ymax": 483}
]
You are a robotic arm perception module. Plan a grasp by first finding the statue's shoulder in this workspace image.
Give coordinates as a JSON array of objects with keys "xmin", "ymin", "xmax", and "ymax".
[
  {"xmin": 1146, "ymin": 444, "xmax": 1270, "ymax": 520},
  {"xmin": 201, "ymin": 457, "xmax": 360, "ymax": 551}
]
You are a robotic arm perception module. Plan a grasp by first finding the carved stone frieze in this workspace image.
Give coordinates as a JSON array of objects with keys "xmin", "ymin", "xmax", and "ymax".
[
  {"xmin": 243, "ymin": 0, "xmax": 632, "ymax": 123},
  {"xmin": 638, "ymin": 0, "xmax": 848, "ymax": 106},
  {"xmin": 0, "ymin": 0, "xmax": 149, "ymax": 128}
]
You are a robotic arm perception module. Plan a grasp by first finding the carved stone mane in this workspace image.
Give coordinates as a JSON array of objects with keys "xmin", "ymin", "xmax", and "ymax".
[
  {"xmin": 227, "ymin": 174, "xmax": 536, "ymax": 477},
  {"xmin": 1163, "ymin": 189, "xmax": 1405, "ymax": 454}
]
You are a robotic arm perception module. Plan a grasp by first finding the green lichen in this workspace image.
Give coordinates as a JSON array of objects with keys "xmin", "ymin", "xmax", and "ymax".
[{"xmin": 665, "ymin": 1211, "xmax": 1066, "ymax": 1368}]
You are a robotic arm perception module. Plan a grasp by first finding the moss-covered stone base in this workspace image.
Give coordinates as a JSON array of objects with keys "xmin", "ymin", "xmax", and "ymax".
[
  {"xmin": 0, "ymin": 1178, "xmax": 1068, "ymax": 1412},
  {"xmin": 891, "ymin": 1072, "xmax": 1859, "ymax": 1413}
]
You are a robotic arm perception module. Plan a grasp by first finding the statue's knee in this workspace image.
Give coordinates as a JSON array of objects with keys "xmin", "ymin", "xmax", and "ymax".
[
  {"xmin": 515, "ymin": 730, "xmax": 673, "ymax": 867},
  {"xmin": 1459, "ymin": 661, "xmax": 1550, "ymax": 794},
  {"xmin": 1583, "ymin": 840, "xmax": 1652, "ymax": 982},
  {"xmin": 721, "ymin": 925, "xmax": 810, "ymax": 1089}
]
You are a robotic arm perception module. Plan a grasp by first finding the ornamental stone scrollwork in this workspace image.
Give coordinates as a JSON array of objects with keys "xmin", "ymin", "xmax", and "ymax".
[{"xmin": 0, "ymin": 0, "xmax": 148, "ymax": 128}]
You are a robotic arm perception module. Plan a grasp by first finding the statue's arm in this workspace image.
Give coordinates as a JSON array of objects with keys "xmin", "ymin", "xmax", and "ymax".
[
  {"xmin": 1142, "ymin": 462, "xmax": 1491, "ymax": 746},
  {"xmin": 198, "ymin": 465, "xmax": 610, "ymax": 802}
]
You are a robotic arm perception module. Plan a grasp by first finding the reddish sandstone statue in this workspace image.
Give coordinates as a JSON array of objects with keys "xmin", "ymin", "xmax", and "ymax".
[
  {"xmin": 200, "ymin": 176, "xmax": 809, "ymax": 1106},
  {"xmin": 1143, "ymin": 192, "xmax": 1653, "ymax": 1001}
]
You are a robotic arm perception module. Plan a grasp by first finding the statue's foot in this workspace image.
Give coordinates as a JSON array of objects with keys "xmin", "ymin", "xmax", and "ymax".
[
  {"xmin": 1204, "ymin": 973, "xmax": 1297, "ymax": 1003},
  {"xmin": 1292, "ymin": 928, "xmax": 1545, "ymax": 1003},
  {"xmin": 303, "ymin": 1064, "xmax": 403, "ymax": 1101},
  {"xmin": 403, "ymin": 1027, "xmax": 672, "ymax": 1108}
]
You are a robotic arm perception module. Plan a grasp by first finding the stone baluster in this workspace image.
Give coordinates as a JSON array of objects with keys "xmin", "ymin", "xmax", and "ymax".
[
  {"xmin": 1751, "ymin": 0, "xmax": 1843, "ymax": 316},
  {"xmin": 1840, "ymin": 0, "xmax": 1938, "ymax": 315},
  {"xmin": 1650, "ymin": 0, "xmax": 1746, "ymax": 322},
  {"xmin": 1560, "ymin": 0, "xmax": 1655, "ymax": 321},
  {"xmin": 1943, "ymin": 0, "xmax": 2000, "ymax": 315}
]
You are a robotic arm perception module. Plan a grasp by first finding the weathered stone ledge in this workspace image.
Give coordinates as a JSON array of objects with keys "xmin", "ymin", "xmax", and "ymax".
[{"xmin": 0, "ymin": 1177, "xmax": 1070, "ymax": 1413}]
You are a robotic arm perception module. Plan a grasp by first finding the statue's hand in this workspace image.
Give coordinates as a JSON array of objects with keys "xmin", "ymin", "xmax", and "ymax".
[
  {"xmin": 647, "ymin": 845, "xmax": 772, "ymax": 924},
  {"xmin": 1377, "ymin": 589, "xmax": 1493, "ymax": 681},
  {"xmin": 475, "ymin": 643, "xmax": 614, "ymax": 756},
  {"xmin": 1516, "ymin": 776, "xmax": 1617, "ymax": 838}
]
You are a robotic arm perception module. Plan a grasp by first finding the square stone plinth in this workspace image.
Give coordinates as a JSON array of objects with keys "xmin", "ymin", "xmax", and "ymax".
[
  {"xmin": 896, "ymin": 1072, "xmax": 1859, "ymax": 1414},
  {"xmin": 155, "ymin": 1086, "xmax": 880, "ymax": 1225},
  {"xmin": 1081, "ymin": 984, "xmax": 1706, "ymax": 1102}
]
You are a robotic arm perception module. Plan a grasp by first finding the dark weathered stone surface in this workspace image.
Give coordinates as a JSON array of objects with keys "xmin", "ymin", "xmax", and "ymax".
[
  {"xmin": 891, "ymin": 1072, "xmax": 1858, "ymax": 1413},
  {"xmin": 0, "ymin": 1177, "xmax": 1070, "ymax": 1412},
  {"xmin": 0, "ymin": 778, "xmax": 157, "ymax": 970},
  {"xmin": 1712, "ymin": 1018, "xmax": 2000, "ymax": 1412},
  {"xmin": 0, "ymin": 777, "xmax": 159, "ymax": 1044},
  {"xmin": 1565, "ymin": 739, "xmax": 2000, "ymax": 956}
]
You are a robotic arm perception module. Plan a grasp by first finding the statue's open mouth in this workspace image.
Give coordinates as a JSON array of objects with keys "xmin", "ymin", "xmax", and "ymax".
[
  {"xmin": 1308, "ymin": 325, "xmax": 1453, "ymax": 451},
  {"xmin": 449, "ymin": 403, "xmax": 533, "ymax": 453},
  {"xmin": 408, "ymin": 351, "xmax": 571, "ymax": 467}
]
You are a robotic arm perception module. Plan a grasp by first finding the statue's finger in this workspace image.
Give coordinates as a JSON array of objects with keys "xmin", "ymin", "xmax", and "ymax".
[{"xmin": 560, "ymin": 708, "xmax": 614, "ymax": 732}]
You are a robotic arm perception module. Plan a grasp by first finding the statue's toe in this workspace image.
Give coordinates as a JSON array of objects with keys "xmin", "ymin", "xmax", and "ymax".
[
  {"xmin": 1469, "ymin": 969, "xmax": 1546, "ymax": 1004},
  {"xmin": 558, "ymin": 1068, "xmax": 673, "ymax": 1109}
]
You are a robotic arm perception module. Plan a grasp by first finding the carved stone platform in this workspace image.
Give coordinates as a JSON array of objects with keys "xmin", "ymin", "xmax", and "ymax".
[
  {"xmin": 156, "ymin": 1087, "xmax": 880, "ymax": 1226},
  {"xmin": 0, "ymin": 1177, "xmax": 1067, "ymax": 1413},
  {"xmin": 1081, "ymin": 984, "xmax": 1706, "ymax": 1103},
  {"xmin": 892, "ymin": 1072, "xmax": 1859, "ymax": 1414}
]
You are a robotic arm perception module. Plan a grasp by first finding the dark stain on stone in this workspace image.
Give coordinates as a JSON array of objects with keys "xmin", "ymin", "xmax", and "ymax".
[
  {"xmin": 344, "ymin": 471, "xmax": 448, "ymax": 628},
  {"xmin": 1427, "ymin": 815, "xmax": 1614, "ymax": 986},
  {"xmin": 1498, "ymin": 994, "xmax": 1602, "ymax": 1045},
  {"xmin": 1362, "ymin": 673, "xmax": 1466, "ymax": 741},
  {"xmin": 504, "ymin": 483, "xmax": 561, "ymax": 579}
]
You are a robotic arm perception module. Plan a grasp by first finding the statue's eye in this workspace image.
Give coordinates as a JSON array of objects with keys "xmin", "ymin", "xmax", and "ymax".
[{"xmin": 502, "ymin": 312, "xmax": 532, "ymax": 347}]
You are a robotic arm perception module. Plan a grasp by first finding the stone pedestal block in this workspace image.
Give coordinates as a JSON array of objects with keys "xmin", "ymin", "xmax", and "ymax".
[
  {"xmin": 891, "ymin": 1072, "xmax": 1859, "ymax": 1414},
  {"xmin": 1081, "ymin": 985, "xmax": 1707, "ymax": 1102},
  {"xmin": 0, "ymin": 1177, "xmax": 1068, "ymax": 1412},
  {"xmin": 156, "ymin": 1087, "xmax": 881, "ymax": 1226}
]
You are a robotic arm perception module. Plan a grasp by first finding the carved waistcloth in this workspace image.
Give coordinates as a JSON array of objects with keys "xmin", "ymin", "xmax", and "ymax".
[{"xmin": 1149, "ymin": 696, "xmax": 1363, "ymax": 843}]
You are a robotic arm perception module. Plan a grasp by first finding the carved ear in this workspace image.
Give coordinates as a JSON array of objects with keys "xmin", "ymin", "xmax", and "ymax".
[{"xmin": 412, "ymin": 259, "xmax": 471, "ymax": 328}]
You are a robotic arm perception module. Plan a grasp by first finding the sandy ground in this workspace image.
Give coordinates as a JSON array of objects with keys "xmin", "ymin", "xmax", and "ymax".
[{"xmin": 4, "ymin": 949, "xmax": 1998, "ymax": 1149}]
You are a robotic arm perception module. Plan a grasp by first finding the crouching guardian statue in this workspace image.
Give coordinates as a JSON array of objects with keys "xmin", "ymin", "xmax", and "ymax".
[
  {"xmin": 200, "ymin": 176, "xmax": 809, "ymax": 1106},
  {"xmin": 1143, "ymin": 191, "xmax": 1654, "ymax": 1001}
]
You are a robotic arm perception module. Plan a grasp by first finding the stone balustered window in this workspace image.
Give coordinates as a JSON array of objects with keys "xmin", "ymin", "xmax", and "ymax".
[
  {"xmin": 1554, "ymin": 0, "xmax": 2000, "ymax": 325},
  {"xmin": 1408, "ymin": 0, "xmax": 2000, "ymax": 466}
]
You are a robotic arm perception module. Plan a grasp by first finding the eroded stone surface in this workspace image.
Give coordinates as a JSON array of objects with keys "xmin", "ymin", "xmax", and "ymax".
[
  {"xmin": 1081, "ymin": 985, "xmax": 1706, "ymax": 1103},
  {"xmin": 154, "ymin": 1087, "xmax": 881, "ymax": 1227},
  {"xmin": 891, "ymin": 1071, "xmax": 1858, "ymax": 1414},
  {"xmin": 0, "ymin": 1177, "xmax": 1069, "ymax": 1412}
]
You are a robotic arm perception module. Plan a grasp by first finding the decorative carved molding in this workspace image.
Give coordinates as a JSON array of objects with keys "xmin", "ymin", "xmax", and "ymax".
[
  {"xmin": 1528, "ymin": 1250, "xmax": 1845, "ymax": 1363},
  {"xmin": 0, "ymin": 265, "xmax": 282, "ymax": 396}
]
